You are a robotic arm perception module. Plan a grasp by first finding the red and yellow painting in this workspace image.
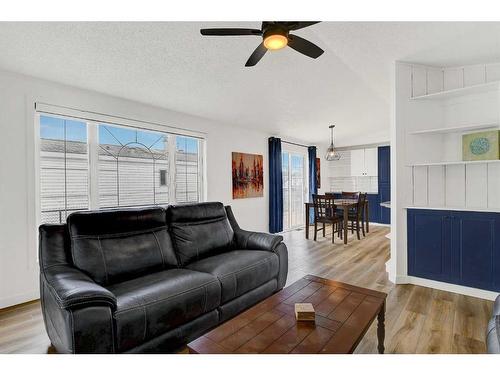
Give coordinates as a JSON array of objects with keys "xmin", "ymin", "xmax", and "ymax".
[
  {"xmin": 316, "ymin": 158, "xmax": 321, "ymax": 189},
  {"xmin": 232, "ymin": 152, "xmax": 264, "ymax": 199}
]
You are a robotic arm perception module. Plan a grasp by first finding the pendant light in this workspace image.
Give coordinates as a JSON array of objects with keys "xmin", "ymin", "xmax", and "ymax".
[{"xmin": 325, "ymin": 125, "xmax": 341, "ymax": 161}]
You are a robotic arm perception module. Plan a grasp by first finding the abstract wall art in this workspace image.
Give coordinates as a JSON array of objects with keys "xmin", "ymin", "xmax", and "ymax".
[
  {"xmin": 232, "ymin": 152, "xmax": 264, "ymax": 199},
  {"xmin": 316, "ymin": 157, "xmax": 321, "ymax": 189}
]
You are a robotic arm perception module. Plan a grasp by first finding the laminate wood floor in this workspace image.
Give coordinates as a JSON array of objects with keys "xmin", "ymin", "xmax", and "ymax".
[{"xmin": 0, "ymin": 225, "xmax": 493, "ymax": 354}]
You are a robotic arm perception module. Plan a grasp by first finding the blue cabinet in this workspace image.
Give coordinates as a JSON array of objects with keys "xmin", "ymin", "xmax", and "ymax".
[
  {"xmin": 378, "ymin": 146, "xmax": 390, "ymax": 224},
  {"xmin": 378, "ymin": 146, "xmax": 390, "ymax": 185},
  {"xmin": 407, "ymin": 209, "xmax": 500, "ymax": 292},
  {"xmin": 366, "ymin": 194, "xmax": 380, "ymax": 223}
]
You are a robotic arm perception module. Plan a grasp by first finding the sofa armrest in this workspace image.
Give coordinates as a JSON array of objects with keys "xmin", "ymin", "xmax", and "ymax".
[
  {"xmin": 234, "ymin": 229, "xmax": 284, "ymax": 252},
  {"xmin": 42, "ymin": 265, "xmax": 116, "ymax": 310}
]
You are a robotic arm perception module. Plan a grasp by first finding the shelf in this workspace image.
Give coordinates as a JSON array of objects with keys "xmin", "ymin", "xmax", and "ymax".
[
  {"xmin": 410, "ymin": 81, "xmax": 500, "ymax": 101},
  {"xmin": 407, "ymin": 159, "xmax": 500, "ymax": 167},
  {"xmin": 328, "ymin": 176, "xmax": 377, "ymax": 178},
  {"xmin": 405, "ymin": 206, "xmax": 500, "ymax": 213},
  {"xmin": 409, "ymin": 123, "xmax": 499, "ymax": 135}
]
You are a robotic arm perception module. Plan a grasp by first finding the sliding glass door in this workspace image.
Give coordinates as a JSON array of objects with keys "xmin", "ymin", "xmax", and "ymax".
[{"xmin": 282, "ymin": 151, "xmax": 307, "ymax": 230}]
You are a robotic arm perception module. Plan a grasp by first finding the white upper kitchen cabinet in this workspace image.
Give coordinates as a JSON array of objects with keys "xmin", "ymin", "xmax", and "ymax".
[
  {"xmin": 364, "ymin": 148, "xmax": 378, "ymax": 176},
  {"xmin": 350, "ymin": 147, "xmax": 378, "ymax": 176},
  {"xmin": 350, "ymin": 149, "xmax": 365, "ymax": 176}
]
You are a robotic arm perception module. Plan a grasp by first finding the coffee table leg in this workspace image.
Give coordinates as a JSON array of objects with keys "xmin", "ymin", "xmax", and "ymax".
[{"xmin": 377, "ymin": 301, "xmax": 386, "ymax": 354}]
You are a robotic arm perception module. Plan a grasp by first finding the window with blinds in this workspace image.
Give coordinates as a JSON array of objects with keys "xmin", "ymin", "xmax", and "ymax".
[{"xmin": 38, "ymin": 113, "xmax": 204, "ymax": 224}]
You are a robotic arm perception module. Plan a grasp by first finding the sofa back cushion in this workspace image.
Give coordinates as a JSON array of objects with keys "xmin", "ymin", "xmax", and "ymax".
[
  {"xmin": 167, "ymin": 202, "xmax": 234, "ymax": 266},
  {"xmin": 67, "ymin": 207, "xmax": 178, "ymax": 285}
]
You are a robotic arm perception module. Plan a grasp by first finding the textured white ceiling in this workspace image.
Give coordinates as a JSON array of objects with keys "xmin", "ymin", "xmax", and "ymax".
[{"xmin": 1, "ymin": 22, "xmax": 500, "ymax": 146}]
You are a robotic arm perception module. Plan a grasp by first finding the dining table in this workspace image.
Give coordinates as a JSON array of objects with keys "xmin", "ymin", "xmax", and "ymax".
[{"xmin": 304, "ymin": 199, "xmax": 369, "ymax": 245}]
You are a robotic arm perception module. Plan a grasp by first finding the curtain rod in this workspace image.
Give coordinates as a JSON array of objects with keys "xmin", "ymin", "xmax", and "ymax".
[{"xmin": 281, "ymin": 140, "xmax": 312, "ymax": 148}]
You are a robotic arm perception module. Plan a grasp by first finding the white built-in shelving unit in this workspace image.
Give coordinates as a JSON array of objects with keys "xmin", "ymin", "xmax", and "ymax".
[
  {"xmin": 390, "ymin": 61, "xmax": 500, "ymax": 295},
  {"xmin": 400, "ymin": 62, "xmax": 500, "ymax": 212}
]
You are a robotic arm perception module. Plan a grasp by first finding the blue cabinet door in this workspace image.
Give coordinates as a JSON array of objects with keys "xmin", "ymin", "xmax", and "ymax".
[
  {"xmin": 451, "ymin": 211, "xmax": 500, "ymax": 291},
  {"xmin": 379, "ymin": 184, "xmax": 390, "ymax": 224},
  {"xmin": 377, "ymin": 146, "xmax": 390, "ymax": 224},
  {"xmin": 378, "ymin": 146, "xmax": 390, "ymax": 185},
  {"xmin": 408, "ymin": 208, "xmax": 500, "ymax": 292},
  {"xmin": 366, "ymin": 194, "xmax": 380, "ymax": 223},
  {"xmin": 407, "ymin": 209, "xmax": 452, "ymax": 282}
]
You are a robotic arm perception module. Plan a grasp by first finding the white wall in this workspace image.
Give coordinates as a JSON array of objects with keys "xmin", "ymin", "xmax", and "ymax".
[{"xmin": 0, "ymin": 69, "xmax": 323, "ymax": 308}]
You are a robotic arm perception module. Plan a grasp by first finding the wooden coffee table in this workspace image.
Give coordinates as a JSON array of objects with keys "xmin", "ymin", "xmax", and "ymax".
[{"xmin": 188, "ymin": 275, "xmax": 387, "ymax": 354}]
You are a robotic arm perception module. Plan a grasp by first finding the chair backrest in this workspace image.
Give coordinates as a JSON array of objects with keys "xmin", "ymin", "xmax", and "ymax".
[
  {"xmin": 312, "ymin": 194, "xmax": 337, "ymax": 220},
  {"xmin": 356, "ymin": 193, "xmax": 367, "ymax": 217},
  {"xmin": 341, "ymin": 191, "xmax": 360, "ymax": 200}
]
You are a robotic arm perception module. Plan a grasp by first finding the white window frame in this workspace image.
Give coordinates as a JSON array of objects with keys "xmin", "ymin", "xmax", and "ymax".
[{"xmin": 35, "ymin": 108, "xmax": 206, "ymax": 226}]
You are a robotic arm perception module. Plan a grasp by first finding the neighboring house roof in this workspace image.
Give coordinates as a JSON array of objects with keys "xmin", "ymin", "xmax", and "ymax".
[{"xmin": 40, "ymin": 138, "xmax": 169, "ymax": 160}]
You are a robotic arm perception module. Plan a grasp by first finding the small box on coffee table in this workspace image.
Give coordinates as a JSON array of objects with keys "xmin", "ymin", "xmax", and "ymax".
[{"xmin": 294, "ymin": 303, "xmax": 315, "ymax": 321}]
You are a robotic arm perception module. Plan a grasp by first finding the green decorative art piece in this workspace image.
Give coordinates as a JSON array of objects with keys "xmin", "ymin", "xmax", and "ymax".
[{"xmin": 462, "ymin": 130, "xmax": 500, "ymax": 161}]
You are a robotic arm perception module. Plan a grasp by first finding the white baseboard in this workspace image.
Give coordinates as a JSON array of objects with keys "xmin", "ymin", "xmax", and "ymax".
[
  {"xmin": 369, "ymin": 222, "xmax": 391, "ymax": 227},
  {"xmin": 0, "ymin": 290, "xmax": 39, "ymax": 309},
  {"xmin": 395, "ymin": 275, "xmax": 498, "ymax": 301}
]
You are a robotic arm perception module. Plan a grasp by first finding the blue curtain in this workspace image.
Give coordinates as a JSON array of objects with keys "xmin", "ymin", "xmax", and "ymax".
[
  {"xmin": 308, "ymin": 146, "xmax": 318, "ymax": 223},
  {"xmin": 269, "ymin": 137, "xmax": 283, "ymax": 233}
]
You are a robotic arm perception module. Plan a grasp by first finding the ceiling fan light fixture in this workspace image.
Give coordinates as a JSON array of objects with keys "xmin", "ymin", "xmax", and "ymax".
[
  {"xmin": 200, "ymin": 22, "xmax": 323, "ymax": 66},
  {"xmin": 263, "ymin": 27, "xmax": 288, "ymax": 50},
  {"xmin": 264, "ymin": 34, "xmax": 288, "ymax": 50}
]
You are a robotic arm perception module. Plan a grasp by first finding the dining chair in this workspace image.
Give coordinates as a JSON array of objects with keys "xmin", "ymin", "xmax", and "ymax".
[
  {"xmin": 347, "ymin": 193, "xmax": 367, "ymax": 240},
  {"xmin": 341, "ymin": 191, "xmax": 360, "ymax": 200},
  {"xmin": 312, "ymin": 194, "xmax": 343, "ymax": 243},
  {"xmin": 341, "ymin": 191, "xmax": 360, "ymax": 233},
  {"xmin": 324, "ymin": 192, "xmax": 344, "ymax": 219}
]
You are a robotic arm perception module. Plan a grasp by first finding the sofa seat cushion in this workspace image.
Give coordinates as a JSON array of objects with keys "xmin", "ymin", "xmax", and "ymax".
[
  {"xmin": 108, "ymin": 269, "xmax": 221, "ymax": 352},
  {"xmin": 186, "ymin": 250, "xmax": 279, "ymax": 304}
]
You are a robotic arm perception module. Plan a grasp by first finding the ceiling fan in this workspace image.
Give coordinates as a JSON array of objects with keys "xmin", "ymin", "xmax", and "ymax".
[{"xmin": 200, "ymin": 22, "xmax": 324, "ymax": 67}]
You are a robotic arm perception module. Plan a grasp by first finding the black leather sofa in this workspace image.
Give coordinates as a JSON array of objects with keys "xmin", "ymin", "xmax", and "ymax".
[
  {"xmin": 487, "ymin": 295, "xmax": 500, "ymax": 353},
  {"xmin": 39, "ymin": 202, "xmax": 288, "ymax": 353}
]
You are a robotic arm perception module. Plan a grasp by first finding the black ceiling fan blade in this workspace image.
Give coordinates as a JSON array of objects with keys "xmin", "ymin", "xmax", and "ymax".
[
  {"xmin": 245, "ymin": 42, "xmax": 267, "ymax": 67},
  {"xmin": 200, "ymin": 28, "xmax": 262, "ymax": 36},
  {"xmin": 288, "ymin": 34, "xmax": 324, "ymax": 59},
  {"xmin": 287, "ymin": 21, "xmax": 320, "ymax": 31}
]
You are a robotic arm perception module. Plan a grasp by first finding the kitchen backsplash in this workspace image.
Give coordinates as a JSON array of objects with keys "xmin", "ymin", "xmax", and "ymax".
[{"xmin": 329, "ymin": 176, "xmax": 378, "ymax": 194}]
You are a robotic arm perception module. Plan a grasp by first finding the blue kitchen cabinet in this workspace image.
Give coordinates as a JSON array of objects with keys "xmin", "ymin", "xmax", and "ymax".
[
  {"xmin": 378, "ymin": 146, "xmax": 390, "ymax": 185},
  {"xmin": 378, "ymin": 184, "xmax": 391, "ymax": 224},
  {"xmin": 407, "ymin": 208, "xmax": 500, "ymax": 292},
  {"xmin": 366, "ymin": 194, "xmax": 380, "ymax": 223},
  {"xmin": 378, "ymin": 146, "xmax": 390, "ymax": 224}
]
